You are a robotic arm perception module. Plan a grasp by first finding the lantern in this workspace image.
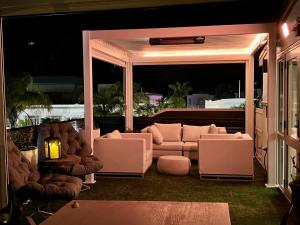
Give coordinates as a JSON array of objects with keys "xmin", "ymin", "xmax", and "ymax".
[{"xmin": 44, "ymin": 134, "xmax": 62, "ymax": 160}]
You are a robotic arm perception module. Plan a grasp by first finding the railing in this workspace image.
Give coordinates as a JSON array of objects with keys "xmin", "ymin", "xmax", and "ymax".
[
  {"xmin": 9, "ymin": 109, "xmax": 245, "ymax": 143},
  {"xmin": 95, "ymin": 109, "xmax": 245, "ymax": 134}
]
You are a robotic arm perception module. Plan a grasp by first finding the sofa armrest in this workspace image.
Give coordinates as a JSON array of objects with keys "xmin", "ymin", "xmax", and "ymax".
[
  {"xmin": 198, "ymin": 137, "xmax": 254, "ymax": 176},
  {"xmin": 94, "ymin": 137, "xmax": 146, "ymax": 154},
  {"xmin": 200, "ymin": 133, "xmax": 252, "ymax": 140},
  {"xmin": 121, "ymin": 133, "xmax": 153, "ymax": 151},
  {"xmin": 94, "ymin": 137, "xmax": 146, "ymax": 173}
]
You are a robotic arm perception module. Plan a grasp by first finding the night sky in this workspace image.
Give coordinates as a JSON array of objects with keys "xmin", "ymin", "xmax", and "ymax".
[
  {"xmin": 3, "ymin": 12, "xmax": 263, "ymax": 102},
  {"xmin": 92, "ymin": 59, "xmax": 247, "ymax": 96}
]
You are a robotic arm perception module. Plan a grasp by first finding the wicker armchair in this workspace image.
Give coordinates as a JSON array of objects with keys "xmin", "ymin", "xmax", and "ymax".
[
  {"xmin": 7, "ymin": 136, "xmax": 82, "ymax": 199},
  {"xmin": 37, "ymin": 122, "xmax": 103, "ymax": 176}
]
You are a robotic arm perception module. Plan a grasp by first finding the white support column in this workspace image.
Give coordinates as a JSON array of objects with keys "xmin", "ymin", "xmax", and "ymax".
[
  {"xmin": 266, "ymin": 28, "xmax": 277, "ymax": 187},
  {"xmin": 0, "ymin": 17, "xmax": 8, "ymax": 209},
  {"xmin": 245, "ymin": 56, "xmax": 254, "ymax": 139},
  {"xmin": 124, "ymin": 62, "xmax": 133, "ymax": 131},
  {"xmin": 82, "ymin": 31, "xmax": 96, "ymax": 184}
]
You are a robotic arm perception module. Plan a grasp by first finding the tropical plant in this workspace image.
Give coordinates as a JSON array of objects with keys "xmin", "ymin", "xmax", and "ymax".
[
  {"xmin": 154, "ymin": 96, "xmax": 170, "ymax": 112},
  {"xmin": 133, "ymin": 83, "xmax": 149, "ymax": 108},
  {"xmin": 134, "ymin": 102, "xmax": 154, "ymax": 116},
  {"xmin": 133, "ymin": 83, "xmax": 152, "ymax": 116},
  {"xmin": 93, "ymin": 81, "xmax": 124, "ymax": 116},
  {"xmin": 5, "ymin": 73, "xmax": 52, "ymax": 128},
  {"xmin": 168, "ymin": 81, "xmax": 192, "ymax": 108}
]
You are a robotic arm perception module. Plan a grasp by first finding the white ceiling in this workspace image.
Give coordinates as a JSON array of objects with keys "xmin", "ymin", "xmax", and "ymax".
[
  {"xmin": 90, "ymin": 25, "xmax": 268, "ymax": 64},
  {"xmin": 109, "ymin": 34, "xmax": 262, "ymax": 54}
]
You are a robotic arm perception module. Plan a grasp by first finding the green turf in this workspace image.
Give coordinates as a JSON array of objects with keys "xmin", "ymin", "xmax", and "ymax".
[{"xmin": 26, "ymin": 160, "xmax": 290, "ymax": 225}]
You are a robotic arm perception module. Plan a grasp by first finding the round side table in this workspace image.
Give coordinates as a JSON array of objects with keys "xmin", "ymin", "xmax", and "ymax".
[{"xmin": 40, "ymin": 154, "xmax": 81, "ymax": 175}]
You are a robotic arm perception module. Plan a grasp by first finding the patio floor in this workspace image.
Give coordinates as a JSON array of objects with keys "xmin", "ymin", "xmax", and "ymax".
[{"xmin": 22, "ymin": 159, "xmax": 289, "ymax": 225}]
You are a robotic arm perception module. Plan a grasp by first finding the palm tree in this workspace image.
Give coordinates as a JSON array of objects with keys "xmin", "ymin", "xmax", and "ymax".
[
  {"xmin": 168, "ymin": 81, "xmax": 192, "ymax": 108},
  {"xmin": 133, "ymin": 83, "xmax": 151, "ymax": 116},
  {"xmin": 6, "ymin": 73, "xmax": 52, "ymax": 128},
  {"xmin": 93, "ymin": 81, "xmax": 124, "ymax": 116}
]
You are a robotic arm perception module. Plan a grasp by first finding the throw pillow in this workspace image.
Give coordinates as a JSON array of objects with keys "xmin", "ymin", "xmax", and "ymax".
[
  {"xmin": 106, "ymin": 130, "xmax": 122, "ymax": 139},
  {"xmin": 182, "ymin": 125, "xmax": 210, "ymax": 142},
  {"xmin": 141, "ymin": 126, "xmax": 149, "ymax": 133},
  {"xmin": 233, "ymin": 132, "xmax": 243, "ymax": 139},
  {"xmin": 148, "ymin": 125, "xmax": 163, "ymax": 145},
  {"xmin": 209, "ymin": 124, "xmax": 218, "ymax": 134},
  {"xmin": 154, "ymin": 123, "xmax": 181, "ymax": 142}
]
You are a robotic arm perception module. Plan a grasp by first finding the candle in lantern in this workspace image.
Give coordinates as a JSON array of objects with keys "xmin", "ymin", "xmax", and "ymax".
[
  {"xmin": 50, "ymin": 142, "xmax": 60, "ymax": 159},
  {"xmin": 44, "ymin": 135, "xmax": 62, "ymax": 160}
]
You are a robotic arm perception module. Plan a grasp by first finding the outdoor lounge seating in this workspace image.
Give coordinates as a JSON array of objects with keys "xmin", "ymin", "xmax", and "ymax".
[
  {"xmin": 142, "ymin": 123, "xmax": 227, "ymax": 159},
  {"xmin": 198, "ymin": 133, "xmax": 254, "ymax": 179},
  {"xmin": 7, "ymin": 136, "xmax": 82, "ymax": 199},
  {"xmin": 37, "ymin": 122, "xmax": 103, "ymax": 176},
  {"xmin": 94, "ymin": 130, "xmax": 153, "ymax": 175}
]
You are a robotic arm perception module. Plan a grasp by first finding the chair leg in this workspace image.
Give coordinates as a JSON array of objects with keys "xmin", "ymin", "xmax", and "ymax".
[
  {"xmin": 84, "ymin": 173, "xmax": 96, "ymax": 184},
  {"xmin": 37, "ymin": 208, "xmax": 53, "ymax": 216},
  {"xmin": 81, "ymin": 184, "xmax": 90, "ymax": 192}
]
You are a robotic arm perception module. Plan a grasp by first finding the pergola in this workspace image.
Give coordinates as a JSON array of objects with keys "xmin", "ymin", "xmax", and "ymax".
[{"xmin": 82, "ymin": 23, "xmax": 277, "ymax": 185}]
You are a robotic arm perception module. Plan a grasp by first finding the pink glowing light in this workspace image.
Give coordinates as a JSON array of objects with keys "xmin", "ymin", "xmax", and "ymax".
[{"xmin": 282, "ymin": 23, "xmax": 290, "ymax": 38}]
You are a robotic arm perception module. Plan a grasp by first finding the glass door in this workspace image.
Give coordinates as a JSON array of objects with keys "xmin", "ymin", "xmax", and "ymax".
[
  {"xmin": 277, "ymin": 45, "xmax": 300, "ymax": 194},
  {"xmin": 287, "ymin": 57, "xmax": 299, "ymax": 140},
  {"xmin": 277, "ymin": 59, "xmax": 286, "ymax": 189},
  {"xmin": 278, "ymin": 60, "xmax": 285, "ymax": 134},
  {"xmin": 277, "ymin": 139, "xmax": 286, "ymax": 187}
]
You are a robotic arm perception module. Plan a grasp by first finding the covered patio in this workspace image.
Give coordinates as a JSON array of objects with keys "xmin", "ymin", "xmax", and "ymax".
[
  {"xmin": 1, "ymin": 0, "xmax": 300, "ymax": 224},
  {"xmin": 82, "ymin": 23, "xmax": 277, "ymax": 186}
]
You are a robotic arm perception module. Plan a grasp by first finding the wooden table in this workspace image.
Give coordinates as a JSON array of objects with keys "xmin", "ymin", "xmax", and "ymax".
[
  {"xmin": 41, "ymin": 200, "xmax": 231, "ymax": 225},
  {"xmin": 40, "ymin": 154, "xmax": 81, "ymax": 174}
]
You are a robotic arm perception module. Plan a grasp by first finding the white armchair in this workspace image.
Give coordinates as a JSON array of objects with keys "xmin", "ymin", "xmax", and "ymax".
[
  {"xmin": 94, "ymin": 132, "xmax": 153, "ymax": 175},
  {"xmin": 198, "ymin": 133, "xmax": 253, "ymax": 179}
]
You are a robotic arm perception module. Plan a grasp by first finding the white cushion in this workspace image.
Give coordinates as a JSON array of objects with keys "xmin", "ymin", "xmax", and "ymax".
[
  {"xmin": 153, "ymin": 142, "xmax": 183, "ymax": 151},
  {"xmin": 106, "ymin": 130, "xmax": 122, "ymax": 139},
  {"xmin": 154, "ymin": 123, "xmax": 181, "ymax": 142},
  {"xmin": 218, "ymin": 127, "xmax": 227, "ymax": 134},
  {"xmin": 233, "ymin": 132, "xmax": 243, "ymax": 139},
  {"xmin": 140, "ymin": 126, "xmax": 149, "ymax": 133},
  {"xmin": 182, "ymin": 125, "xmax": 210, "ymax": 142},
  {"xmin": 182, "ymin": 142, "xmax": 198, "ymax": 151},
  {"xmin": 209, "ymin": 124, "xmax": 218, "ymax": 134},
  {"xmin": 148, "ymin": 125, "xmax": 163, "ymax": 145}
]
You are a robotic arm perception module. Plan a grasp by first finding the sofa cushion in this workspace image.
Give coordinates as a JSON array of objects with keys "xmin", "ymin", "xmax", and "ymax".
[
  {"xmin": 182, "ymin": 125, "xmax": 210, "ymax": 142},
  {"xmin": 209, "ymin": 124, "xmax": 218, "ymax": 134},
  {"xmin": 182, "ymin": 142, "xmax": 198, "ymax": 152},
  {"xmin": 218, "ymin": 127, "xmax": 227, "ymax": 134},
  {"xmin": 141, "ymin": 126, "xmax": 149, "ymax": 133},
  {"xmin": 106, "ymin": 130, "xmax": 122, "ymax": 139},
  {"xmin": 153, "ymin": 142, "xmax": 183, "ymax": 151},
  {"xmin": 38, "ymin": 174, "xmax": 82, "ymax": 199},
  {"xmin": 234, "ymin": 132, "xmax": 243, "ymax": 139},
  {"xmin": 148, "ymin": 125, "xmax": 163, "ymax": 145},
  {"xmin": 154, "ymin": 123, "xmax": 181, "ymax": 142}
]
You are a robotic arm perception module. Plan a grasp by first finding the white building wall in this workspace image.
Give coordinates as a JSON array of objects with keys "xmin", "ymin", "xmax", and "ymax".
[
  {"xmin": 205, "ymin": 98, "xmax": 245, "ymax": 108},
  {"xmin": 18, "ymin": 104, "xmax": 84, "ymax": 125}
]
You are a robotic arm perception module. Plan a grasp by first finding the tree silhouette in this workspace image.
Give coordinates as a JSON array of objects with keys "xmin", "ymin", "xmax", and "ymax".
[
  {"xmin": 6, "ymin": 73, "xmax": 51, "ymax": 127},
  {"xmin": 168, "ymin": 81, "xmax": 192, "ymax": 108},
  {"xmin": 93, "ymin": 81, "xmax": 124, "ymax": 116}
]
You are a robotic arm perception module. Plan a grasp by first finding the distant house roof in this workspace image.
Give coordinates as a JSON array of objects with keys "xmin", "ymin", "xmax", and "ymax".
[{"xmin": 33, "ymin": 76, "xmax": 83, "ymax": 85}]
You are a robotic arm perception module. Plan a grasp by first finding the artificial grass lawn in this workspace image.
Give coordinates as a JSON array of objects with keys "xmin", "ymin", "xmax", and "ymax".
[{"xmin": 29, "ymin": 160, "xmax": 289, "ymax": 225}]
